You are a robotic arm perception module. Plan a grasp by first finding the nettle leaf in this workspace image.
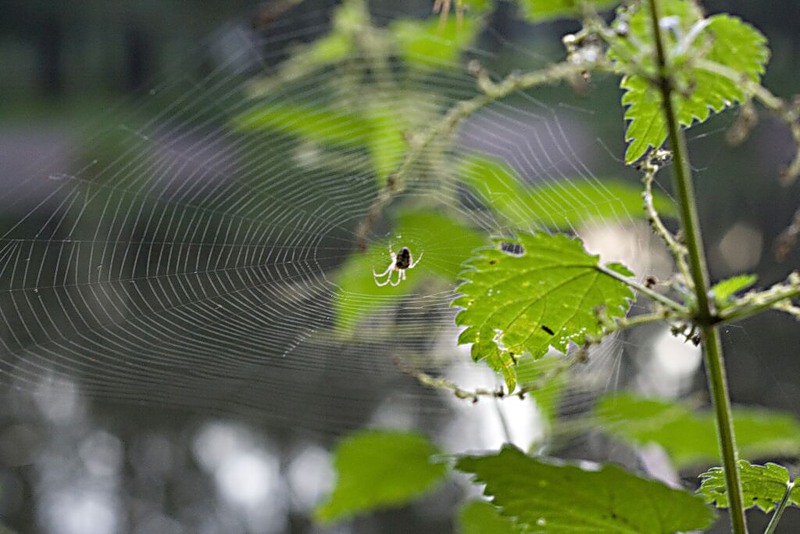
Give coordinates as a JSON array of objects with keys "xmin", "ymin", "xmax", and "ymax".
[
  {"xmin": 710, "ymin": 274, "xmax": 758, "ymax": 307},
  {"xmin": 619, "ymin": 75, "xmax": 667, "ymax": 166},
  {"xmin": 596, "ymin": 393, "xmax": 800, "ymax": 469},
  {"xmin": 453, "ymin": 232, "xmax": 633, "ymax": 391},
  {"xmin": 698, "ymin": 461, "xmax": 800, "ymax": 513},
  {"xmin": 458, "ymin": 501, "xmax": 520, "ymax": 534},
  {"xmin": 611, "ymin": 2, "xmax": 769, "ymax": 162},
  {"xmin": 460, "ymin": 154, "xmax": 675, "ymax": 230},
  {"xmin": 314, "ymin": 430, "xmax": 447, "ymax": 523},
  {"xmin": 516, "ymin": 0, "xmax": 619, "ymax": 22},
  {"xmin": 456, "ymin": 445, "xmax": 717, "ymax": 533}
]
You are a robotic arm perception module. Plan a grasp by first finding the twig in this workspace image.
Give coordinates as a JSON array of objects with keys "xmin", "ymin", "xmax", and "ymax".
[
  {"xmin": 639, "ymin": 150, "xmax": 693, "ymax": 284},
  {"xmin": 393, "ymin": 355, "xmax": 571, "ymax": 402}
]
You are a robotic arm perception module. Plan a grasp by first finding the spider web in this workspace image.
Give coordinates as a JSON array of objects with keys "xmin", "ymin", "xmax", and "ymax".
[{"xmin": 0, "ymin": 2, "xmax": 666, "ymax": 444}]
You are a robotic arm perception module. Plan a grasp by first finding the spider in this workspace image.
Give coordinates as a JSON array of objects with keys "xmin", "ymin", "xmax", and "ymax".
[{"xmin": 372, "ymin": 246, "xmax": 422, "ymax": 287}]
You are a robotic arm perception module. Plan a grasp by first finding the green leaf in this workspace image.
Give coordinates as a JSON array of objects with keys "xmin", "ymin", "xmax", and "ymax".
[
  {"xmin": 619, "ymin": 75, "xmax": 668, "ymax": 165},
  {"xmin": 232, "ymin": 102, "xmax": 371, "ymax": 147},
  {"xmin": 307, "ymin": 32, "xmax": 353, "ymax": 65},
  {"xmin": 334, "ymin": 210, "xmax": 485, "ymax": 333},
  {"xmin": 698, "ymin": 460, "xmax": 800, "ymax": 513},
  {"xmin": 596, "ymin": 393, "xmax": 800, "ymax": 468},
  {"xmin": 705, "ymin": 15, "xmax": 770, "ymax": 84},
  {"xmin": 452, "ymin": 232, "xmax": 633, "ymax": 391},
  {"xmin": 611, "ymin": 2, "xmax": 769, "ymax": 162},
  {"xmin": 231, "ymin": 101, "xmax": 406, "ymax": 183},
  {"xmin": 392, "ymin": 16, "xmax": 481, "ymax": 70},
  {"xmin": 460, "ymin": 154, "xmax": 675, "ymax": 229},
  {"xmin": 730, "ymin": 408, "xmax": 800, "ymax": 460},
  {"xmin": 710, "ymin": 274, "xmax": 758, "ymax": 307},
  {"xmin": 364, "ymin": 103, "xmax": 408, "ymax": 181},
  {"xmin": 458, "ymin": 501, "xmax": 521, "ymax": 534},
  {"xmin": 516, "ymin": 0, "xmax": 620, "ymax": 22},
  {"xmin": 456, "ymin": 445, "xmax": 716, "ymax": 533},
  {"xmin": 314, "ymin": 430, "xmax": 448, "ymax": 523}
]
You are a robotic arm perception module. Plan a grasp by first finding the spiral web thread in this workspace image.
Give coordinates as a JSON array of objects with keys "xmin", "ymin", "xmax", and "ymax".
[{"xmin": 0, "ymin": 4, "xmax": 652, "ymax": 439}]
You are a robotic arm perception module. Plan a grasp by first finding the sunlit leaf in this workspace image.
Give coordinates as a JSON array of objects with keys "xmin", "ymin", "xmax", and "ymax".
[
  {"xmin": 710, "ymin": 274, "xmax": 758, "ymax": 307},
  {"xmin": 460, "ymin": 154, "xmax": 675, "ymax": 229},
  {"xmin": 596, "ymin": 393, "xmax": 800, "ymax": 468},
  {"xmin": 364, "ymin": 103, "xmax": 408, "ymax": 181},
  {"xmin": 458, "ymin": 501, "xmax": 521, "ymax": 534},
  {"xmin": 392, "ymin": 16, "xmax": 481, "ymax": 70},
  {"xmin": 456, "ymin": 445, "xmax": 717, "ymax": 533},
  {"xmin": 231, "ymin": 101, "xmax": 406, "ymax": 184},
  {"xmin": 516, "ymin": 0, "xmax": 620, "ymax": 22},
  {"xmin": 314, "ymin": 430, "xmax": 447, "ymax": 523},
  {"xmin": 308, "ymin": 32, "xmax": 353, "ymax": 65},
  {"xmin": 611, "ymin": 2, "xmax": 769, "ymax": 162},
  {"xmin": 453, "ymin": 232, "xmax": 633, "ymax": 390},
  {"xmin": 698, "ymin": 460, "xmax": 800, "ymax": 513},
  {"xmin": 232, "ymin": 102, "xmax": 372, "ymax": 148}
]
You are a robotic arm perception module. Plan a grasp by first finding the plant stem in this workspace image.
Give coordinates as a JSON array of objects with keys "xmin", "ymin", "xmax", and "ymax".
[
  {"xmin": 646, "ymin": 1, "xmax": 747, "ymax": 532},
  {"xmin": 764, "ymin": 480, "xmax": 795, "ymax": 534}
]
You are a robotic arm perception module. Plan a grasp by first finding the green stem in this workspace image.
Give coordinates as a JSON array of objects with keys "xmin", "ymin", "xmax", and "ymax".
[
  {"xmin": 647, "ymin": 1, "xmax": 747, "ymax": 532},
  {"xmin": 719, "ymin": 282, "xmax": 800, "ymax": 323},
  {"xmin": 642, "ymin": 168, "xmax": 692, "ymax": 283},
  {"xmin": 764, "ymin": 481, "xmax": 795, "ymax": 534}
]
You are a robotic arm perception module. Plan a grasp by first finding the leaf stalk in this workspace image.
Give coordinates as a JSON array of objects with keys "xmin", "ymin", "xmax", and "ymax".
[
  {"xmin": 597, "ymin": 265, "xmax": 688, "ymax": 315},
  {"xmin": 764, "ymin": 480, "xmax": 795, "ymax": 534}
]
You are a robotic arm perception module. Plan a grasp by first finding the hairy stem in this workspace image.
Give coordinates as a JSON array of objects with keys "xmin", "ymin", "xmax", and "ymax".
[
  {"xmin": 641, "ymin": 165, "xmax": 692, "ymax": 282},
  {"xmin": 647, "ymin": 1, "xmax": 747, "ymax": 532}
]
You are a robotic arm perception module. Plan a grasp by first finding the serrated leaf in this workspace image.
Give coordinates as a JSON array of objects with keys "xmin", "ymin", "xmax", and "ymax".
[
  {"xmin": 456, "ymin": 445, "xmax": 716, "ymax": 533},
  {"xmin": 710, "ymin": 274, "xmax": 758, "ymax": 307},
  {"xmin": 314, "ymin": 430, "xmax": 447, "ymax": 523},
  {"xmin": 458, "ymin": 501, "xmax": 521, "ymax": 534},
  {"xmin": 620, "ymin": 74, "xmax": 668, "ymax": 164},
  {"xmin": 460, "ymin": 154, "xmax": 675, "ymax": 230},
  {"xmin": 705, "ymin": 15, "xmax": 770, "ymax": 84},
  {"xmin": 596, "ymin": 393, "xmax": 800, "ymax": 469},
  {"xmin": 698, "ymin": 460, "xmax": 800, "ymax": 513},
  {"xmin": 452, "ymin": 232, "xmax": 633, "ymax": 390},
  {"xmin": 611, "ymin": 2, "xmax": 769, "ymax": 162},
  {"xmin": 516, "ymin": 0, "xmax": 619, "ymax": 22}
]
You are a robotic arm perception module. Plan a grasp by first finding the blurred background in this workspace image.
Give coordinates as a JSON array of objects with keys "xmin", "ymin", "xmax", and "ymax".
[{"xmin": 0, "ymin": 1, "xmax": 799, "ymax": 533}]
